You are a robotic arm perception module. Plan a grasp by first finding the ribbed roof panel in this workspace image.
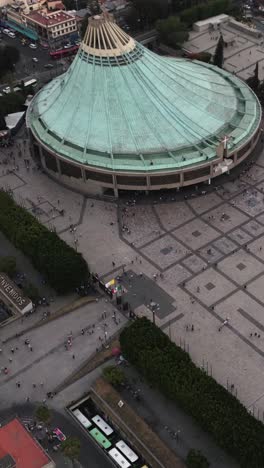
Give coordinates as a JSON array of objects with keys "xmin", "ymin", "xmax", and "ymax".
[{"xmin": 27, "ymin": 13, "xmax": 261, "ymax": 172}]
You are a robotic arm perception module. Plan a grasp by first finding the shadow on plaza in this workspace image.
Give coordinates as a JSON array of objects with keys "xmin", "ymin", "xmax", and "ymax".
[{"xmin": 120, "ymin": 270, "xmax": 176, "ymax": 320}]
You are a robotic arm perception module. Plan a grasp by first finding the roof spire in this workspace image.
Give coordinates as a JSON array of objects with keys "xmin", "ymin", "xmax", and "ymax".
[{"xmin": 81, "ymin": 10, "xmax": 136, "ymax": 58}]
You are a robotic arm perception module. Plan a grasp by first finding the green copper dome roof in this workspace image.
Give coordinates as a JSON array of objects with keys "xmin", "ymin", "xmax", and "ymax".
[{"xmin": 27, "ymin": 14, "xmax": 261, "ymax": 173}]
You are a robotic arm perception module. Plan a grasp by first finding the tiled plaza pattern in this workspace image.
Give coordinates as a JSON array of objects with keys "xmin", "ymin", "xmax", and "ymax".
[{"xmin": 3, "ymin": 131, "xmax": 264, "ymax": 425}]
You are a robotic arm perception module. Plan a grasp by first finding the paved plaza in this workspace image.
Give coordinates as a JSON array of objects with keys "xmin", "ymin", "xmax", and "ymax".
[
  {"xmin": 184, "ymin": 16, "xmax": 264, "ymax": 81},
  {"xmin": 2, "ymin": 129, "xmax": 264, "ymax": 426}
]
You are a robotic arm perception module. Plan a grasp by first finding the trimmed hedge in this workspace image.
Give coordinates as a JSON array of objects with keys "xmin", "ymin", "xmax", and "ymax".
[
  {"xmin": 120, "ymin": 318, "xmax": 264, "ymax": 468},
  {"xmin": 0, "ymin": 190, "xmax": 88, "ymax": 293}
]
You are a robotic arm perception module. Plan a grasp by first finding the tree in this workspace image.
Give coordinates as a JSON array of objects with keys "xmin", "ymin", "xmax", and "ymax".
[
  {"xmin": 120, "ymin": 318, "xmax": 264, "ymax": 468},
  {"xmin": 256, "ymin": 80, "xmax": 264, "ymax": 105},
  {"xmin": 0, "ymin": 46, "xmax": 20, "ymax": 80},
  {"xmin": 0, "ymin": 190, "xmax": 89, "ymax": 293},
  {"xmin": 35, "ymin": 405, "xmax": 52, "ymax": 424},
  {"xmin": 0, "ymin": 256, "xmax": 16, "ymax": 277},
  {"xmin": 103, "ymin": 365, "xmax": 126, "ymax": 387},
  {"xmin": 186, "ymin": 449, "xmax": 210, "ymax": 468},
  {"xmin": 0, "ymin": 92, "xmax": 25, "ymax": 116},
  {"xmin": 132, "ymin": 0, "xmax": 169, "ymax": 28},
  {"xmin": 22, "ymin": 282, "xmax": 40, "ymax": 302},
  {"xmin": 247, "ymin": 62, "xmax": 259, "ymax": 93},
  {"xmin": 61, "ymin": 437, "xmax": 81, "ymax": 461},
  {"xmin": 156, "ymin": 16, "xmax": 189, "ymax": 48},
  {"xmin": 0, "ymin": 114, "xmax": 6, "ymax": 130},
  {"xmin": 213, "ymin": 34, "xmax": 224, "ymax": 68}
]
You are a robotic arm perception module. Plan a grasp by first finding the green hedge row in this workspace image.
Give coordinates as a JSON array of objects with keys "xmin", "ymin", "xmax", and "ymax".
[
  {"xmin": 120, "ymin": 318, "xmax": 264, "ymax": 468},
  {"xmin": 0, "ymin": 190, "xmax": 88, "ymax": 293}
]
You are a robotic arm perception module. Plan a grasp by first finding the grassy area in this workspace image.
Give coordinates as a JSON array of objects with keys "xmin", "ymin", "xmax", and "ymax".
[
  {"xmin": 54, "ymin": 338, "xmax": 121, "ymax": 393},
  {"xmin": 92, "ymin": 377, "xmax": 185, "ymax": 468}
]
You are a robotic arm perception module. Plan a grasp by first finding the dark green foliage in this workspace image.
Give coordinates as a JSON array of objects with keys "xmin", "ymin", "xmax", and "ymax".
[
  {"xmin": 0, "ymin": 45, "xmax": 20, "ymax": 79},
  {"xmin": 213, "ymin": 34, "xmax": 224, "ymax": 68},
  {"xmin": 0, "ymin": 256, "xmax": 16, "ymax": 277},
  {"xmin": 247, "ymin": 62, "xmax": 260, "ymax": 93},
  {"xmin": 103, "ymin": 365, "xmax": 126, "ymax": 387},
  {"xmin": 131, "ymin": 0, "xmax": 169, "ymax": 26},
  {"xmin": 35, "ymin": 405, "xmax": 51, "ymax": 423},
  {"xmin": 22, "ymin": 282, "xmax": 40, "ymax": 303},
  {"xmin": 61, "ymin": 437, "xmax": 81, "ymax": 460},
  {"xmin": 156, "ymin": 16, "xmax": 189, "ymax": 47},
  {"xmin": 186, "ymin": 449, "xmax": 210, "ymax": 468},
  {"xmin": 180, "ymin": 0, "xmax": 232, "ymax": 26},
  {"xmin": 0, "ymin": 190, "xmax": 88, "ymax": 293},
  {"xmin": 0, "ymin": 93, "xmax": 25, "ymax": 116},
  {"xmin": 120, "ymin": 318, "xmax": 264, "ymax": 468}
]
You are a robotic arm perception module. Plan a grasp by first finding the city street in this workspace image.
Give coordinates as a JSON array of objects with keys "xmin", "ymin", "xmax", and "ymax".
[{"xmin": 0, "ymin": 33, "xmax": 68, "ymax": 87}]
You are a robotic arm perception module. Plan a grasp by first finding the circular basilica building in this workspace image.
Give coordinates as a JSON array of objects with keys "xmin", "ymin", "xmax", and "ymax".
[{"xmin": 27, "ymin": 13, "xmax": 262, "ymax": 196}]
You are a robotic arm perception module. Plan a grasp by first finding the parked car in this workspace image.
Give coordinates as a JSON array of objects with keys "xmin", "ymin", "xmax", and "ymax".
[
  {"xmin": 52, "ymin": 428, "xmax": 66, "ymax": 442},
  {"xmin": 8, "ymin": 31, "xmax": 15, "ymax": 38},
  {"xmin": 32, "ymin": 57, "xmax": 38, "ymax": 63},
  {"xmin": 44, "ymin": 63, "xmax": 54, "ymax": 69},
  {"xmin": 2, "ymin": 29, "xmax": 10, "ymax": 35},
  {"xmin": 29, "ymin": 43, "xmax": 37, "ymax": 49},
  {"xmin": 3, "ymin": 86, "xmax": 11, "ymax": 94}
]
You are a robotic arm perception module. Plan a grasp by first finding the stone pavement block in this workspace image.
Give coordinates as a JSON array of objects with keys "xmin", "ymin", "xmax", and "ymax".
[
  {"xmin": 232, "ymin": 188, "xmax": 264, "ymax": 217},
  {"xmin": 121, "ymin": 205, "xmax": 164, "ymax": 248},
  {"xmin": 186, "ymin": 192, "xmax": 222, "ymax": 215},
  {"xmin": 141, "ymin": 234, "xmax": 189, "ymax": 269},
  {"xmin": 154, "ymin": 201, "xmax": 194, "ymax": 229},
  {"xmin": 173, "ymin": 218, "xmax": 219, "ymax": 250},
  {"xmin": 228, "ymin": 228, "xmax": 252, "ymax": 245},
  {"xmin": 213, "ymin": 236, "xmax": 237, "ymax": 254},
  {"xmin": 202, "ymin": 203, "xmax": 249, "ymax": 233},
  {"xmin": 217, "ymin": 250, "xmax": 264, "ymax": 285},
  {"xmin": 247, "ymin": 274, "xmax": 264, "ymax": 305},
  {"xmin": 185, "ymin": 268, "xmax": 236, "ymax": 307},
  {"xmin": 182, "ymin": 254, "xmax": 207, "ymax": 273},
  {"xmin": 0, "ymin": 173, "xmax": 26, "ymax": 191},
  {"xmin": 242, "ymin": 220, "xmax": 264, "ymax": 237},
  {"xmin": 199, "ymin": 245, "xmax": 223, "ymax": 263}
]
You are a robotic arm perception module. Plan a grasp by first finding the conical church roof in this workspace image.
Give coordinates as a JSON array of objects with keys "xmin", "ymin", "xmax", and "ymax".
[{"xmin": 28, "ymin": 13, "xmax": 261, "ymax": 172}]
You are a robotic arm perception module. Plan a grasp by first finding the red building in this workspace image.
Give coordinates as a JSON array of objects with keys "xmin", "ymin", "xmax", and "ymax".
[{"xmin": 0, "ymin": 418, "xmax": 55, "ymax": 468}]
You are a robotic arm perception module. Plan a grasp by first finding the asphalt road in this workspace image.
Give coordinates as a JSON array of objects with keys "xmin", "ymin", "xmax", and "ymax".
[
  {"xmin": 0, "ymin": 33, "xmax": 67, "ymax": 88},
  {"xmin": 0, "ymin": 403, "xmax": 114, "ymax": 468}
]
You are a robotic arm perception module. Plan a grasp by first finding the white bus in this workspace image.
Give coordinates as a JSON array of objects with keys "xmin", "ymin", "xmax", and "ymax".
[
  {"xmin": 108, "ymin": 448, "xmax": 131, "ymax": 468},
  {"xmin": 116, "ymin": 440, "xmax": 138, "ymax": 463},
  {"xmin": 92, "ymin": 415, "xmax": 113, "ymax": 436},
  {"xmin": 73, "ymin": 409, "xmax": 92, "ymax": 429},
  {"xmin": 24, "ymin": 78, "xmax": 37, "ymax": 88}
]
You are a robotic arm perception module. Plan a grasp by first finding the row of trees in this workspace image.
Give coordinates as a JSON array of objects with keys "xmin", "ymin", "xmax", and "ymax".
[
  {"xmin": 155, "ymin": 0, "xmax": 233, "ymax": 49},
  {"xmin": 247, "ymin": 62, "xmax": 264, "ymax": 105},
  {"xmin": 0, "ymin": 190, "xmax": 88, "ymax": 293},
  {"xmin": 120, "ymin": 318, "xmax": 264, "ymax": 468},
  {"xmin": 180, "ymin": 0, "xmax": 233, "ymax": 26}
]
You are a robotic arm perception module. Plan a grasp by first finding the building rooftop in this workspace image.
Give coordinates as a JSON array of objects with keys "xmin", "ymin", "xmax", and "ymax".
[
  {"xmin": 0, "ymin": 419, "xmax": 52, "ymax": 468},
  {"xmin": 26, "ymin": 9, "xmax": 74, "ymax": 26},
  {"xmin": 28, "ymin": 13, "xmax": 261, "ymax": 173},
  {"xmin": 184, "ymin": 15, "xmax": 264, "ymax": 81}
]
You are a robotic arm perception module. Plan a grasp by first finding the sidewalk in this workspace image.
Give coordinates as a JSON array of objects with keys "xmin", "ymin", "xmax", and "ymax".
[{"xmin": 121, "ymin": 366, "xmax": 239, "ymax": 468}]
